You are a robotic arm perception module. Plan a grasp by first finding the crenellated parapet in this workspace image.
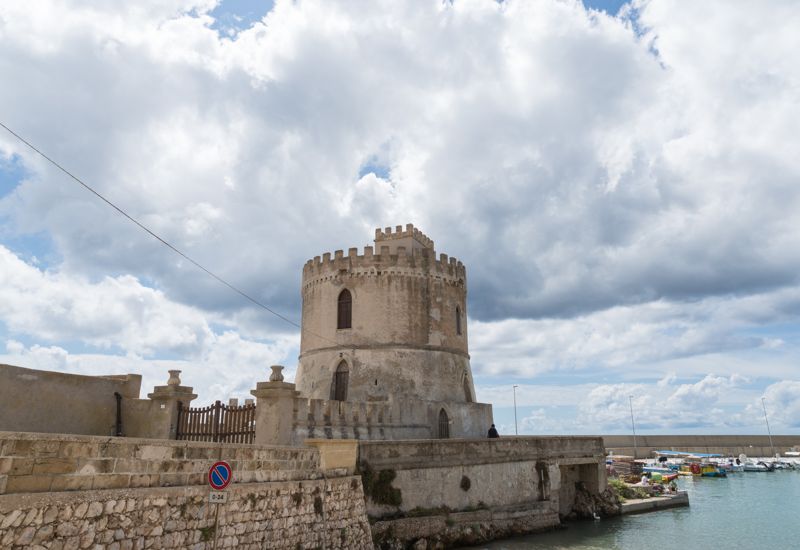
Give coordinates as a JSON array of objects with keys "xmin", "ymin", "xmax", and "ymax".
[
  {"xmin": 374, "ymin": 223, "xmax": 434, "ymax": 249},
  {"xmin": 302, "ymin": 246, "xmax": 466, "ymax": 289}
]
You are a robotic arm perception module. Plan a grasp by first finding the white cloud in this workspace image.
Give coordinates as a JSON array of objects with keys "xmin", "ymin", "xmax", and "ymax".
[
  {"xmin": 577, "ymin": 374, "xmax": 750, "ymax": 430},
  {"xmin": 518, "ymin": 408, "xmax": 569, "ymax": 435},
  {"xmin": 2, "ymin": 0, "xmax": 797, "ymax": 322},
  {"xmin": 1, "ymin": 334, "xmax": 297, "ymax": 405},
  {"xmin": 0, "ymin": 244, "xmax": 215, "ymax": 356},
  {"xmin": 470, "ymin": 288, "xmax": 800, "ymax": 380},
  {"xmin": 0, "ymin": 245, "xmax": 298, "ymax": 403},
  {"xmin": 3, "ymin": 340, "xmax": 69, "ymax": 371},
  {"xmin": 0, "ymin": 0, "xmax": 798, "ymax": 421},
  {"xmin": 744, "ymin": 381, "xmax": 800, "ymax": 429}
]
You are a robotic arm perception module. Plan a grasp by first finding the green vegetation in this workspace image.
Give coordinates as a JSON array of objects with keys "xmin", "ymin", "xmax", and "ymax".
[
  {"xmin": 608, "ymin": 478, "xmax": 650, "ymax": 501},
  {"xmin": 199, "ymin": 525, "xmax": 215, "ymax": 542},
  {"xmin": 359, "ymin": 461, "xmax": 402, "ymax": 506}
]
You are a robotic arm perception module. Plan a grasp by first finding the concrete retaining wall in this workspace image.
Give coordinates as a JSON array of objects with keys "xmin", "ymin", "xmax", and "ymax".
[
  {"xmin": 603, "ymin": 435, "xmax": 800, "ymax": 458},
  {"xmin": 0, "ymin": 364, "xmax": 141, "ymax": 437},
  {"xmin": 358, "ymin": 437, "xmax": 605, "ymax": 518}
]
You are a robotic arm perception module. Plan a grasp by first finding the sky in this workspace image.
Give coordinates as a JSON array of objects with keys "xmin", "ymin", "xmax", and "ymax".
[{"xmin": 1, "ymin": 0, "xmax": 799, "ymax": 436}]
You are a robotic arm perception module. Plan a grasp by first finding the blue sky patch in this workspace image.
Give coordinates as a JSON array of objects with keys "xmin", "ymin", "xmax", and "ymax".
[
  {"xmin": 358, "ymin": 157, "xmax": 391, "ymax": 180},
  {"xmin": 0, "ymin": 153, "xmax": 27, "ymax": 199},
  {"xmin": 583, "ymin": 0, "xmax": 629, "ymax": 15},
  {"xmin": 209, "ymin": 0, "xmax": 274, "ymax": 35}
]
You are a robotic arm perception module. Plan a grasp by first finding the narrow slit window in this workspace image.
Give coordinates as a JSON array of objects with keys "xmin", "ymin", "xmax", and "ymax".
[
  {"xmin": 456, "ymin": 306, "xmax": 462, "ymax": 335},
  {"xmin": 333, "ymin": 361, "xmax": 349, "ymax": 401},
  {"xmin": 438, "ymin": 408, "xmax": 450, "ymax": 439},
  {"xmin": 337, "ymin": 289, "xmax": 352, "ymax": 329}
]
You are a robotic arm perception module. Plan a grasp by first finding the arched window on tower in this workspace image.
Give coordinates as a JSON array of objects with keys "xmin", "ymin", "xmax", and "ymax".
[
  {"xmin": 456, "ymin": 306, "xmax": 462, "ymax": 335},
  {"xmin": 332, "ymin": 361, "xmax": 349, "ymax": 401},
  {"xmin": 337, "ymin": 289, "xmax": 352, "ymax": 329},
  {"xmin": 438, "ymin": 408, "xmax": 450, "ymax": 439}
]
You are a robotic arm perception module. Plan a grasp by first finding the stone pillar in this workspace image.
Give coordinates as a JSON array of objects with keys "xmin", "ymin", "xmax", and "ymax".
[
  {"xmin": 146, "ymin": 370, "xmax": 198, "ymax": 439},
  {"xmin": 251, "ymin": 365, "xmax": 301, "ymax": 446}
]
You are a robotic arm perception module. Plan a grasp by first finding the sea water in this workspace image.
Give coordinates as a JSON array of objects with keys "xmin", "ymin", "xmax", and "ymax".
[{"xmin": 469, "ymin": 470, "xmax": 800, "ymax": 549}]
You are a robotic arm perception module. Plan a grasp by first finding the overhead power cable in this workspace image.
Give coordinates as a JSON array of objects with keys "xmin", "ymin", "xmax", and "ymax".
[{"xmin": 0, "ymin": 121, "xmax": 340, "ymax": 347}]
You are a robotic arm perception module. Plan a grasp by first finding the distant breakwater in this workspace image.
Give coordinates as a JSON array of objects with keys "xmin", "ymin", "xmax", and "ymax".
[{"xmin": 603, "ymin": 435, "xmax": 800, "ymax": 459}]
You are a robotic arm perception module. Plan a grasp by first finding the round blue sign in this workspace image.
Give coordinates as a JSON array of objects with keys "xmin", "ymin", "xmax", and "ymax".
[{"xmin": 208, "ymin": 461, "xmax": 232, "ymax": 490}]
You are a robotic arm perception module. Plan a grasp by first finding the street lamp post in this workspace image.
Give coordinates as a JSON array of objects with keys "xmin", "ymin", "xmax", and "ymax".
[
  {"xmin": 761, "ymin": 397, "xmax": 775, "ymax": 457},
  {"xmin": 513, "ymin": 385, "xmax": 519, "ymax": 436},
  {"xmin": 629, "ymin": 395, "xmax": 638, "ymax": 459}
]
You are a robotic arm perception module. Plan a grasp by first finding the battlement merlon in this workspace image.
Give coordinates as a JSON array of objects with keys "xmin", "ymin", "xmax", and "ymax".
[
  {"xmin": 374, "ymin": 223, "xmax": 434, "ymax": 253},
  {"xmin": 302, "ymin": 246, "xmax": 466, "ymax": 281}
]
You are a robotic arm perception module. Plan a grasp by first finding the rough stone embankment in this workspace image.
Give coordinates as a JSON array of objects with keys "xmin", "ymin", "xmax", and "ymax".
[
  {"xmin": 0, "ymin": 477, "xmax": 372, "ymax": 549},
  {"xmin": 371, "ymin": 502, "xmax": 558, "ymax": 550}
]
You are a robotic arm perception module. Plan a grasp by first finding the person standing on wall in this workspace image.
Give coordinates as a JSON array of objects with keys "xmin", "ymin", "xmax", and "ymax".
[{"xmin": 488, "ymin": 424, "xmax": 499, "ymax": 438}]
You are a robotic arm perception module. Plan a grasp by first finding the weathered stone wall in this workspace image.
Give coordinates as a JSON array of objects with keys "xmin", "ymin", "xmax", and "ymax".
[
  {"xmin": 0, "ymin": 364, "xmax": 141, "ymax": 437},
  {"xmin": 358, "ymin": 437, "xmax": 605, "ymax": 519},
  {"xmin": 297, "ymin": 224, "xmax": 478, "ymax": 405},
  {"xmin": 0, "ymin": 432, "xmax": 319, "ymax": 496},
  {"xmin": 0, "ymin": 477, "xmax": 372, "ymax": 549},
  {"xmin": 603, "ymin": 434, "xmax": 800, "ymax": 458},
  {"xmin": 290, "ymin": 396, "xmax": 493, "ymax": 443}
]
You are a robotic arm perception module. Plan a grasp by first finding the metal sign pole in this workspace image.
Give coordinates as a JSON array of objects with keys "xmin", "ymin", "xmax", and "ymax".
[
  {"xmin": 629, "ymin": 395, "xmax": 637, "ymax": 459},
  {"xmin": 761, "ymin": 397, "xmax": 775, "ymax": 457}
]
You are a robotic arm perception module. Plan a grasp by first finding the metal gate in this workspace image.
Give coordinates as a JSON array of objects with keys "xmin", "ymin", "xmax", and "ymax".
[{"xmin": 176, "ymin": 400, "xmax": 256, "ymax": 443}]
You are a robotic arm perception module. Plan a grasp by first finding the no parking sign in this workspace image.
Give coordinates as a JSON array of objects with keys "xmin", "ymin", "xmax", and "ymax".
[{"xmin": 208, "ymin": 461, "xmax": 232, "ymax": 491}]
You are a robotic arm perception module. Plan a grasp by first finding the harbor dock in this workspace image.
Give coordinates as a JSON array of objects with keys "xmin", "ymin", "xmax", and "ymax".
[{"xmin": 621, "ymin": 491, "xmax": 690, "ymax": 515}]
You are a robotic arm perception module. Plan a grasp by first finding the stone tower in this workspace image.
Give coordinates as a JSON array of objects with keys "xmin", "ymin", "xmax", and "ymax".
[{"xmin": 295, "ymin": 224, "xmax": 476, "ymax": 405}]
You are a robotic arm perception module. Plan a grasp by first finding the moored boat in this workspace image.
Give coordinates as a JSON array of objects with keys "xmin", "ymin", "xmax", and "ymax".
[
  {"xmin": 743, "ymin": 461, "xmax": 774, "ymax": 472},
  {"xmin": 654, "ymin": 450, "xmax": 727, "ymax": 478},
  {"xmin": 679, "ymin": 462, "xmax": 727, "ymax": 477}
]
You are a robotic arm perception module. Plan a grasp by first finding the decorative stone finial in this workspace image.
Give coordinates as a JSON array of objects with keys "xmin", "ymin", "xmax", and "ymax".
[
  {"xmin": 167, "ymin": 370, "xmax": 182, "ymax": 386},
  {"xmin": 269, "ymin": 365, "xmax": 285, "ymax": 382}
]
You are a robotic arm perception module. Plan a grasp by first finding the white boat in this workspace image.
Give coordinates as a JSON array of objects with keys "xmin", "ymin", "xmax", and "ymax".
[
  {"xmin": 743, "ymin": 461, "xmax": 773, "ymax": 472},
  {"xmin": 739, "ymin": 454, "xmax": 774, "ymax": 472}
]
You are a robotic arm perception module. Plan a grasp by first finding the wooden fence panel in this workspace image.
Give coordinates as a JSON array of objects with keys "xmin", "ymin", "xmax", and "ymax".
[{"xmin": 176, "ymin": 400, "xmax": 256, "ymax": 444}]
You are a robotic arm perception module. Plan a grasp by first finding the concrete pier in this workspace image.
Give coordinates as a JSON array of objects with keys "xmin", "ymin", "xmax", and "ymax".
[{"xmin": 620, "ymin": 491, "xmax": 689, "ymax": 515}]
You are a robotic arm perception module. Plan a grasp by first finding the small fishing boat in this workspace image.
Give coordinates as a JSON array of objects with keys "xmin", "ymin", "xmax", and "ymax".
[
  {"xmin": 714, "ymin": 458, "xmax": 745, "ymax": 472},
  {"xmin": 743, "ymin": 461, "xmax": 774, "ymax": 472},
  {"xmin": 649, "ymin": 472, "xmax": 679, "ymax": 483},
  {"xmin": 654, "ymin": 450, "xmax": 727, "ymax": 478},
  {"xmin": 679, "ymin": 462, "xmax": 727, "ymax": 477},
  {"xmin": 643, "ymin": 465, "xmax": 674, "ymax": 475},
  {"xmin": 725, "ymin": 462, "xmax": 745, "ymax": 473},
  {"xmin": 738, "ymin": 454, "xmax": 775, "ymax": 472}
]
